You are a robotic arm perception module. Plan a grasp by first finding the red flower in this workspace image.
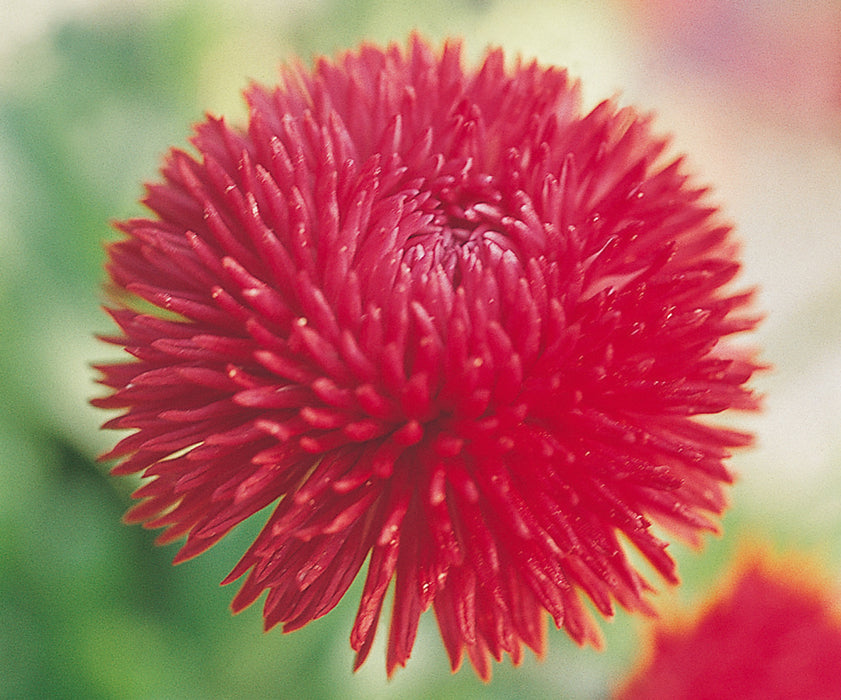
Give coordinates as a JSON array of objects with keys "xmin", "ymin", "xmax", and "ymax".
[
  {"xmin": 94, "ymin": 35, "xmax": 761, "ymax": 679},
  {"xmin": 616, "ymin": 551, "xmax": 841, "ymax": 699}
]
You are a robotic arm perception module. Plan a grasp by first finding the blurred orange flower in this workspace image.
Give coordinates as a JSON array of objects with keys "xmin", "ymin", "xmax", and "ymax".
[{"xmin": 617, "ymin": 549, "xmax": 841, "ymax": 699}]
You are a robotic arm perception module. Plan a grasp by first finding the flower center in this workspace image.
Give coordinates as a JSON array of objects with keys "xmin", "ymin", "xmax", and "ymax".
[{"xmin": 400, "ymin": 166, "xmax": 526, "ymax": 282}]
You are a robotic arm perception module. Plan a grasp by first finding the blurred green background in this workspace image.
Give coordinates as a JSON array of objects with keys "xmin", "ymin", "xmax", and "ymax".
[{"xmin": 2, "ymin": 1, "xmax": 840, "ymax": 697}]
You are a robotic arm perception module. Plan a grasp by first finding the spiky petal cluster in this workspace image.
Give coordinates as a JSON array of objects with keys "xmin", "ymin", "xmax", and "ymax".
[
  {"xmin": 616, "ymin": 552, "xmax": 841, "ymax": 699},
  {"xmin": 94, "ymin": 35, "xmax": 761, "ymax": 679}
]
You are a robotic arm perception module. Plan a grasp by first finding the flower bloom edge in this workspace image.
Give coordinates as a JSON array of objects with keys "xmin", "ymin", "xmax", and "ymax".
[{"xmin": 94, "ymin": 34, "xmax": 762, "ymax": 679}]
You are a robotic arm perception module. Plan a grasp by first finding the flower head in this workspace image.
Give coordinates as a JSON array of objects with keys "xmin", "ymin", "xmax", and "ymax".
[
  {"xmin": 616, "ymin": 550, "xmax": 841, "ymax": 699},
  {"xmin": 94, "ymin": 35, "xmax": 761, "ymax": 679}
]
